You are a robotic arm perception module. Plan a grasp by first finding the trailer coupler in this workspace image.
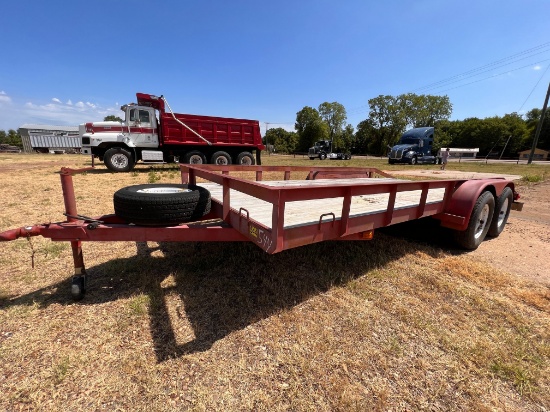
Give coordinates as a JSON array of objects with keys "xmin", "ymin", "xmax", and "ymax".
[{"xmin": 0, "ymin": 225, "xmax": 44, "ymax": 241}]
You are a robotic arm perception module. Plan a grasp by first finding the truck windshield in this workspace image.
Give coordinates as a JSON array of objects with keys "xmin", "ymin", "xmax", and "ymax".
[{"xmin": 400, "ymin": 138, "xmax": 420, "ymax": 145}]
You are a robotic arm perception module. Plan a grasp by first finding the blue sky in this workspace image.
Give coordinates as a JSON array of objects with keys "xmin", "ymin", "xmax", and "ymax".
[{"xmin": 1, "ymin": 0, "xmax": 549, "ymax": 134}]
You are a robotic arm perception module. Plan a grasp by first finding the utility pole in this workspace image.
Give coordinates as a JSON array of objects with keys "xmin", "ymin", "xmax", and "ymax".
[{"xmin": 528, "ymin": 82, "xmax": 550, "ymax": 164}]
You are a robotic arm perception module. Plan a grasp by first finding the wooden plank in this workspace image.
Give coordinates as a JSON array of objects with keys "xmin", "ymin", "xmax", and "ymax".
[{"xmin": 200, "ymin": 178, "xmax": 446, "ymax": 230}]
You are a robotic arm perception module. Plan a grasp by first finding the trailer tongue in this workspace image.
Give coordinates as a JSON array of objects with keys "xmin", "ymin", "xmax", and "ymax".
[{"xmin": 0, "ymin": 165, "xmax": 521, "ymax": 300}]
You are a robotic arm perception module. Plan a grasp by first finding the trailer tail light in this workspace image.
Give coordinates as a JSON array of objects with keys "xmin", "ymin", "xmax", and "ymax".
[
  {"xmin": 513, "ymin": 190, "xmax": 520, "ymax": 201},
  {"xmin": 360, "ymin": 230, "xmax": 374, "ymax": 240}
]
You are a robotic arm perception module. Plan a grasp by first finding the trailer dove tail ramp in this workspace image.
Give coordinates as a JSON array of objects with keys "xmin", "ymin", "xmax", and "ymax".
[{"xmin": 0, "ymin": 165, "xmax": 521, "ymax": 300}]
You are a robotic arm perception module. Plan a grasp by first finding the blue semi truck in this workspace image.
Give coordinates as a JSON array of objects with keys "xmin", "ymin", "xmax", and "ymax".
[{"xmin": 388, "ymin": 127, "xmax": 441, "ymax": 165}]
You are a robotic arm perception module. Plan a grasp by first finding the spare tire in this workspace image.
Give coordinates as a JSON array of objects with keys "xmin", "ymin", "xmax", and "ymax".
[{"xmin": 113, "ymin": 184, "xmax": 211, "ymax": 225}]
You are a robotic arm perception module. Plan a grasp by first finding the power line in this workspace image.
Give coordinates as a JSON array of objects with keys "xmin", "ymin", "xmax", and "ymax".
[
  {"xmin": 518, "ymin": 63, "xmax": 550, "ymax": 112},
  {"xmin": 345, "ymin": 42, "xmax": 550, "ymax": 118},
  {"xmin": 413, "ymin": 42, "xmax": 550, "ymax": 92}
]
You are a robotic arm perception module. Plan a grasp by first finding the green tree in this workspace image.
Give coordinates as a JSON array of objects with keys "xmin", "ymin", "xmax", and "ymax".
[
  {"xmin": 104, "ymin": 115, "xmax": 123, "ymax": 122},
  {"xmin": 339, "ymin": 124, "xmax": 355, "ymax": 152},
  {"xmin": 354, "ymin": 119, "xmax": 376, "ymax": 154},
  {"xmin": 295, "ymin": 106, "xmax": 329, "ymax": 152},
  {"xmin": 366, "ymin": 95, "xmax": 407, "ymax": 155},
  {"xmin": 523, "ymin": 108, "xmax": 550, "ymax": 151},
  {"xmin": 265, "ymin": 128, "xmax": 298, "ymax": 154},
  {"xmin": 0, "ymin": 129, "xmax": 23, "ymax": 148},
  {"xmin": 400, "ymin": 93, "xmax": 452, "ymax": 128},
  {"xmin": 318, "ymin": 102, "xmax": 347, "ymax": 146}
]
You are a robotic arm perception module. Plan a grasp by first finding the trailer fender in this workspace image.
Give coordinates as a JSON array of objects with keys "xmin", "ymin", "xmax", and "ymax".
[{"xmin": 437, "ymin": 179, "xmax": 514, "ymax": 231}]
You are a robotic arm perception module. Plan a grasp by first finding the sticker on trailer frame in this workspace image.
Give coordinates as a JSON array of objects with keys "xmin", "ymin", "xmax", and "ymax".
[{"xmin": 249, "ymin": 224, "xmax": 273, "ymax": 251}]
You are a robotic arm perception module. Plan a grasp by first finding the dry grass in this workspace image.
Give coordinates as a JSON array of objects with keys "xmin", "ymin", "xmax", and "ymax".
[{"xmin": 0, "ymin": 153, "xmax": 549, "ymax": 411}]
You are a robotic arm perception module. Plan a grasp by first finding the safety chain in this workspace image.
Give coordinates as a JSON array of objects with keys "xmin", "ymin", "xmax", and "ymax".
[{"xmin": 26, "ymin": 233, "xmax": 36, "ymax": 269}]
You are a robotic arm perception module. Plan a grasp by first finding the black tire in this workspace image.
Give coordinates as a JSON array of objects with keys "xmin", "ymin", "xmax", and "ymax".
[
  {"xmin": 410, "ymin": 157, "xmax": 417, "ymax": 165},
  {"xmin": 319, "ymin": 152, "xmax": 327, "ymax": 160},
  {"xmin": 487, "ymin": 187, "xmax": 513, "ymax": 238},
  {"xmin": 453, "ymin": 191, "xmax": 495, "ymax": 250},
  {"xmin": 388, "ymin": 159, "xmax": 395, "ymax": 165},
  {"xmin": 183, "ymin": 151, "xmax": 207, "ymax": 164},
  {"xmin": 113, "ymin": 184, "xmax": 211, "ymax": 225},
  {"xmin": 236, "ymin": 151, "xmax": 255, "ymax": 165},
  {"xmin": 211, "ymin": 151, "xmax": 232, "ymax": 165},
  {"xmin": 309, "ymin": 157, "xmax": 316, "ymax": 160},
  {"xmin": 104, "ymin": 147, "xmax": 135, "ymax": 172}
]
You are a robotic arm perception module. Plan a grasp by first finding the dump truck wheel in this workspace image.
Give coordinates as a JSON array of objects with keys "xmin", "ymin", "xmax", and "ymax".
[
  {"xmin": 113, "ymin": 184, "xmax": 211, "ymax": 225},
  {"xmin": 183, "ymin": 151, "xmax": 207, "ymax": 164},
  {"xmin": 211, "ymin": 151, "xmax": 232, "ymax": 165},
  {"xmin": 104, "ymin": 147, "xmax": 135, "ymax": 172},
  {"xmin": 453, "ymin": 191, "xmax": 495, "ymax": 250},
  {"xmin": 237, "ymin": 151, "xmax": 255, "ymax": 165},
  {"xmin": 487, "ymin": 187, "xmax": 513, "ymax": 238}
]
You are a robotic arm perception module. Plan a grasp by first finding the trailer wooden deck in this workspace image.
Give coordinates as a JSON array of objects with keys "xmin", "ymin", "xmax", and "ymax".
[{"xmin": 200, "ymin": 178, "xmax": 447, "ymax": 230}]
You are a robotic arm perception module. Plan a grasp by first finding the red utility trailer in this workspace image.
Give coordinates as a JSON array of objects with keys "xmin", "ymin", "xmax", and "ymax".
[{"xmin": 0, "ymin": 165, "xmax": 521, "ymax": 300}]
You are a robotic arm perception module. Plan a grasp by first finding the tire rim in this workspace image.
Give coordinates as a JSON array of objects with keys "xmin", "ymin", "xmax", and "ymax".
[
  {"xmin": 137, "ymin": 187, "xmax": 191, "ymax": 194},
  {"xmin": 496, "ymin": 198, "xmax": 509, "ymax": 228},
  {"xmin": 474, "ymin": 203, "xmax": 490, "ymax": 239},
  {"xmin": 189, "ymin": 155, "xmax": 203, "ymax": 164},
  {"xmin": 216, "ymin": 157, "xmax": 229, "ymax": 165},
  {"xmin": 112, "ymin": 153, "xmax": 128, "ymax": 168},
  {"xmin": 240, "ymin": 156, "xmax": 252, "ymax": 165}
]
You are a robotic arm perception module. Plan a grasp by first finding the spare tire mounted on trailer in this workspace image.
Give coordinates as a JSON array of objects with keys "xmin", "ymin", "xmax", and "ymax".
[{"xmin": 113, "ymin": 184, "xmax": 211, "ymax": 226}]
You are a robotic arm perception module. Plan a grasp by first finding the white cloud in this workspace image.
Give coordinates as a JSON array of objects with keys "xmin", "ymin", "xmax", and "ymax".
[
  {"xmin": 0, "ymin": 91, "xmax": 12, "ymax": 104},
  {"xmin": 1, "ymin": 96, "xmax": 122, "ymax": 129},
  {"xmin": 534, "ymin": 65, "xmax": 542, "ymax": 70}
]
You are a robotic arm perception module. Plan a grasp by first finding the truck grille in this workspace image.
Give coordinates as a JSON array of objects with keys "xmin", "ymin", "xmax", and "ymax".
[
  {"xmin": 389, "ymin": 149, "xmax": 403, "ymax": 159},
  {"xmin": 308, "ymin": 148, "xmax": 316, "ymax": 156}
]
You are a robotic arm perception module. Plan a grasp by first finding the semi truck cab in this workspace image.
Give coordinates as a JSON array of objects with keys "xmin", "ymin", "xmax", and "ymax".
[{"xmin": 388, "ymin": 127, "xmax": 439, "ymax": 165}]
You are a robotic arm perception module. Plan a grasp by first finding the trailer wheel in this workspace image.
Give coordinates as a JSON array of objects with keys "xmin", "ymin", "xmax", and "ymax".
[
  {"xmin": 113, "ymin": 184, "xmax": 211, "ymax": 225},
  {"xmin": 487, "ymin": 187, "xmax": 513, "ymax": 238},
  {"xmin": 104, "ymin": 147, "xmax": 135, "ymax": 172},
  {"xmin": 453, "ymin": 191, "xmax": 495, "ymax": 250},
  {"xmin": 236, "ymin": 151, "xmax": 255, "ymax": 165},
  {"xmin": 183, "ymin": 151, "xmax": 207, "ymax": 164},
  {"xmin": 211, "ymin": 151, "xmax": 232, "ymax": 165}
]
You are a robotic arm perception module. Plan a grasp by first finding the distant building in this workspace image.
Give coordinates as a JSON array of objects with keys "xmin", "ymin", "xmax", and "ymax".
[
  {"xmin": 518, "ymin": 148, "xmax": 549, "ymax": 160},
  {"xmin": 438, "ymin": 148, "xmax": 479, "ymax": 158},
  {"xmin": 18, "ymin": 124, "xmax": 80, "ymax": 153}
]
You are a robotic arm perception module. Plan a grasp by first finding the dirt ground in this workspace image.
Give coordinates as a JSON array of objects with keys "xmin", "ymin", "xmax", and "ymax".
[{"xmin": 389, "ymin": 169, "xmax": 550, "ymax": 286}]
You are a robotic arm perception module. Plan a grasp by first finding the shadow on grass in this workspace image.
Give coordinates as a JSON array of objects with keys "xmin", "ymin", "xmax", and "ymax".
[{"xmin": 1, "ymin": 218, "xmax": 469, "ymax": 362}]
